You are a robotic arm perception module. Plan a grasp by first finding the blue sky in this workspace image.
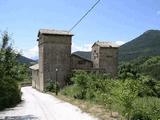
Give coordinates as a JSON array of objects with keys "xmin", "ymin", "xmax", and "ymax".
[{"xmin": 0, "ymin": 0, "xmax": 160, "ymax": 59}]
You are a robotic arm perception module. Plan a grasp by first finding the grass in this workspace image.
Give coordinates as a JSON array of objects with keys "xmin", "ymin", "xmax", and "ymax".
[
  {"xmin": 18, "ymin": 80, "xmax": 32, "ymax": 87},
  {"xmin": 49, "ymin": 92, "xmax": 121, "ymax": 120},
  {"xmin": 132, "ymin": 97, "xmax": 160, "ymax": 120}
]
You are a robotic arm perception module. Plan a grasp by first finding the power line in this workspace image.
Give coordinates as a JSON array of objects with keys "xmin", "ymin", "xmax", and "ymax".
[{"xmin": 69, "ymin": 0, "xmax": 101, "ymax": 32}]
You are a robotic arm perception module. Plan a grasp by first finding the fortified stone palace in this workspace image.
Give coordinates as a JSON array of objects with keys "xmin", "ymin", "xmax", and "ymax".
[{"xmin": 30, "ymin": 29, "xmax": 119, "ymax": 91}]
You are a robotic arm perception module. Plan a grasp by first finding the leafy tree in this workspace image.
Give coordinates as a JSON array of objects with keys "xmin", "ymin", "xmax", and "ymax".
[
  {"xmin": 140, "ymin": 56, "xmax": 160, "ymax": 80},
  {"xmin": 71, "ymin": 70, "xmax": 89, "ymax": 99},
  {"xmin": 0, "ymin": 31, "xmax": 28, "ymax": 110},
  {"xmin": 118, "ymin": 62, "xmax": 139, "ymax": 79}
]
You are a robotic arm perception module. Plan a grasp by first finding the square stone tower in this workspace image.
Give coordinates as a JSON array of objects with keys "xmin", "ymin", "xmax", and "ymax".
[
  {"xmin": 38, "ymin": 29, "xmax": 73, "ymax": 91},
  {"xmin": 91, "ymin": 41, "xmax": 119, "ymax": 76}
]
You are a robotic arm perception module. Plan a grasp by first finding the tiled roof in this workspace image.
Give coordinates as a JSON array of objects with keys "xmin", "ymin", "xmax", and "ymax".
[
  {"xmin": 38, "ymin": 29, "xmax": 73, "ymax": 36},
  {"xmin": 92, "ymin": 41, "xmax": 119, "ymax": 48},
  {"xmin": 29, "ymin": 64, "xmax": 39, "ymax": 70}
]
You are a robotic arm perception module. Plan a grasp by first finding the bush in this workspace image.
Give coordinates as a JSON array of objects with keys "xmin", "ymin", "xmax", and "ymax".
[
  {"xmin": 61, "ymin": 85, "xmax": 75, "ymax": 97},
  {"xmin": 131, "ymin": 112, "xmax": 151, "ymax": 120},
  {"xmin": 46, "ymin": 81, "xmax": 59, "ymax": 93},
  {"xmin": 118, "ymin": 62, "xmax": 139, "ymax": 80},
  {"xmin": 112, "ymin": 79, "xmax": 141, "ymax": 120},
  {"xmin": 138, "ymin": 75, "xmax": 160, "ymax": 97},
  {"xmin": 70, "ymin": 70, "xmax": 90, "ymax": 99},
  {"xmin": 62, "ymin": 70, "xmax": 160, "ymax": 120},
  {"xmin": 132, "ymin": 97, "xmax": 160, "ymax": 120},
  {"xmin": 0, "ymin": 31, "xmax": 24, "ymax": 110},
  {"xmin": 140, "ymin": 56, "xmax": 160, "ymax": 80},
  {"xmin": 0, "ymin": 78, "xmax": 21, "ymax": 110}
]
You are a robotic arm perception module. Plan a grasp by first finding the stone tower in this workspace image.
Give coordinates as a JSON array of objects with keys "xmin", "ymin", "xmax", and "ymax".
[
  {"xmin": 91, "ymin": 41, "xmax": 119, "ymax": 76},
  {"xmin": 38, "ymin": 29, "xmax": 73, "ymax": 91}
]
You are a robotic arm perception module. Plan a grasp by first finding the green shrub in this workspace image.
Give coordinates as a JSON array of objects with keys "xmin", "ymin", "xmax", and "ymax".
[
  {"xmin": 112, "ymin": 79, "xmax": 141, "ymax": 120},
  {"xmin": 138, "ymin": 75, "xmax": 160, "ymax": 97},
  {"xmin": 71, "ymin": 70, "xmax": 90, "ymax": 99},
  {"xmin": 140, "ymin": 56, "xmax": 160, "ymax": 80},
  {"xmin": 0, "ymin": 78, "xmax": 21, "ymax": 110},
  {"xmin": 154, "ymin": 80, "xmax": 160, "ymax": 97},
  {"xmin": 71, "ymin": 70, "xmax": 114, "ymax": 100},
  {"xmin": 131, "ymin": 112, "xmax": 151, "ymax": 120},
  {"xmin": 62, "ymin": 70, "xmax": 160, "ymax": 120},
  {"xmin": 46, "ymin": 81, "xmax": 59, "ymax": 93},
  {"xmin": 118, "ymin": 62, "xmax": 140, "ymax": 79},
  {"xmin": 132, "ymin": 97, "xmax": 160, "ymax": 120},
  {"xmin": 61, "ymin": 85, "xmax": 75, "ymax": 97}
]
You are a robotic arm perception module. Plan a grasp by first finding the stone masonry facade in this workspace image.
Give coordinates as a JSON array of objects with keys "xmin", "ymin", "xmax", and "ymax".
[{"xmin": 30, "ymin": 29, "xmax": 119, "ymax": 91}]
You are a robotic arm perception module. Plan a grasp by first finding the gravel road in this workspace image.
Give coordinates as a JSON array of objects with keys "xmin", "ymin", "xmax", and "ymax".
[{"xmin": 0, "ymin": 86, "xmax": 98, "ymax": 120}]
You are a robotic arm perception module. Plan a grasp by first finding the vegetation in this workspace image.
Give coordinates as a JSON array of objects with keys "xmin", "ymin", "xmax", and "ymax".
[
  {"xmin": 119, "ymin": 30, "xmax": 160, "ymax": 61},
  {"xmin": 17, "ymin": 55, "xmax": 36, "ymax": 65},
  {"xmin": 58, "ymin": 55, "xmax": 160, "ymax": 120},
  {"xmin": 0, "ymin": 31, "xmax": 30, "ymax": 110},
  {"xmin": 46, "ymin": 81, "xmax": 60, "ymax": 94}
]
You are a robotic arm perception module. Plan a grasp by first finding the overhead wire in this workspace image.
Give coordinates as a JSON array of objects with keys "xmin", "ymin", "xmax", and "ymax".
[{"xmin": 69, "ymin": 0, "xmax": 101, "ymax": 32}]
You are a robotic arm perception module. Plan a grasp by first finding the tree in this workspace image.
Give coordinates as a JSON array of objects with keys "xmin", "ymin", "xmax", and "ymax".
[{"xmin": 0, "ymin": 31, "xmax": 26, "ymax": 110}]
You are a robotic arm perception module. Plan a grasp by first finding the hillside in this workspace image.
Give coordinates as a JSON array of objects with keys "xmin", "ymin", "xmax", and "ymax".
[
  {"xmin": 17, "ymin": 55, "xmax": 36, "ymax": 65},
  {"xmin": 119, "ymin": 30, "xmax": 160, "ymax": 61}
]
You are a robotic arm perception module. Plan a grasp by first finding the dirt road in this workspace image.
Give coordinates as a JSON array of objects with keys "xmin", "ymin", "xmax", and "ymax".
[{"xmin": 0, "ymin": 86, "xmax": 98, "ymax": 120}]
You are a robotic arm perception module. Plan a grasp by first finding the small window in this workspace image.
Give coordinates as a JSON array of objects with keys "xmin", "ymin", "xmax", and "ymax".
[
  {"xmin": 106, "ymin": 55, "xmax": 113, "ymax": 58},
  {"xmin": 78, "ymin": 60, "xmax": 85, "ymax": 64}
]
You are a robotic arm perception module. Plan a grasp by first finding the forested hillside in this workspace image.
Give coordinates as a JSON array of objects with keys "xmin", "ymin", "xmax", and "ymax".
[
  {"xmin": 119, "ymin": 30, "xmax": 160, "ymax": 61},
  {"xmin": 17, "ymin": 55, "xmax": 36, "ymax": 65}
]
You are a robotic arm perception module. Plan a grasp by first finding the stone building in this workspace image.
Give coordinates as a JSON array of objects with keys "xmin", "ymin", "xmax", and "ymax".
[
  {"xmin": 30, "ymin": 29, "xmax": 119, "ymax": 91},
  {"xmin": 71, "ymin": 52, "xmax": 93, "ymax": 70},
  {"xmin": 29, "ymin": 64, "xmax": 39, "ymax": 89},
  {"xmin": 38, "ymin": 29, "xmax": 73, "ymax": 91},
  {"xmin": 91, "ymin": 41, "xmax": 119, "ymax": 76}
]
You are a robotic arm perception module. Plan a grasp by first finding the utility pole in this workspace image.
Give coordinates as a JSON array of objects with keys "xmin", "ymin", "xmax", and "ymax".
[{"xmin": 55, "ymin": 68, "xmax": 58, "ymax": 95}]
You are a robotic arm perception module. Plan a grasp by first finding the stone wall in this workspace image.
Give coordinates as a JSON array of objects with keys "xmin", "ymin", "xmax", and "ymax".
[
  {"xmin": 38, "ymin": 34, "xmax": 72, "ymax": 91},
  {"xmin": 99, "ymin": 47, "xmax": 118, "ymax": 76},
  {"xmin": 39, "ymin": 44, "xmax": 44, "ymax": 91},
  {"xmin": 32, "ymin": 70, "xmax": 39, "ymax": 88},
  {"xmin": 91, "ymin": 44, "xmax": 100, "ymax": 68}
]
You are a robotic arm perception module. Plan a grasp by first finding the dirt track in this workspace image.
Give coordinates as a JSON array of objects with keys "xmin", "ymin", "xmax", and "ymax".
[{"xmin": 0, "ymin": 86, "xmax": 97, "ymax": 120}]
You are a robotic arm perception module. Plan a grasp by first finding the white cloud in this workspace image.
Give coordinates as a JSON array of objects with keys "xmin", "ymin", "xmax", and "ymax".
[
  {"xmin": 72, "ymin": 41, "xmax": 126, "ymax": 52},
  {"xmin": 115, "ymin": 41, "xmax": 126, "ymax": 46},
  {"xmin": 72, "ymin": 43, "xmax": 92, "ymax": 52},
  {"xmin": 157, "ymin": 10, "xmax": 160, "ymax": 15},
  {"xmin": 21, "ymin": 45, "xmax": 38, "ymax": 59},
  {"xmin": 20, "ymin": 41, "xmax": 125, "ymax": 59},
  {"xmin": 22, "ymin": 43, "xmax": 92, "ymax": 59}
]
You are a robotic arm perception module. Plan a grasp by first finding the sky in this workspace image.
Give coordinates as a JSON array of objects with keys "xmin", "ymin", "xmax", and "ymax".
[{"xmin": 0, "ymin": 0, "xmax": 160, "ymax": 59}]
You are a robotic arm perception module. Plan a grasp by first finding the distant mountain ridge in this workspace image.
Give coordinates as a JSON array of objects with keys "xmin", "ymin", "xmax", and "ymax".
[
  {"xmin": 17, "ymin": 55, "xmax": 37, "ymax": 65},
  {"xmin": 119, "ymin": 30, "xmax": 160, "ymax": 61}
]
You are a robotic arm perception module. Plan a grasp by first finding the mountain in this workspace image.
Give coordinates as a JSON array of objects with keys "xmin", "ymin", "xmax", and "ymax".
[
  {"xmin": 17, "ymin": 55, "xmax": 37, "ymax": 65},
  {"xmin": 119, "ymin": 30, "xmax": 160, "ymax": 61}
]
